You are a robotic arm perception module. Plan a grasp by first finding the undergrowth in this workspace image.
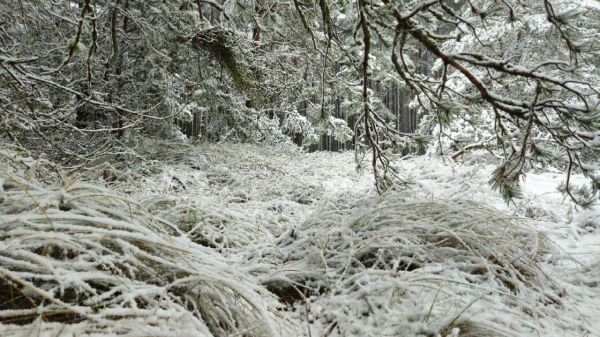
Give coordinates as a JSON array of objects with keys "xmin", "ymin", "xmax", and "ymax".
[
  {"xmin": 0, "ymin": 148, "xmax": 282, "ymax": 337},
  {"xmin": 1, "ymin": 143, "xmax": 590, "ymax": 337},
  {"xmin": 271, "ymin": 195, "xmax": 564, "ymax": 336}
]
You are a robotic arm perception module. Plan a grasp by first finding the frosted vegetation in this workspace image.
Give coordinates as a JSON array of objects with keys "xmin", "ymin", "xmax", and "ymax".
[
  {"xmin": 2, "ymin": 0, "xmax": 600, "ymax": 336},
  {"xmin": 1, "ymin": 143, "xmax": 598, "ymax": 337}
]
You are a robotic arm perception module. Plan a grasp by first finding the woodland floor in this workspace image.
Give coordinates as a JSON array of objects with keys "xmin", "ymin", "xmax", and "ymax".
[
  {"xmin": 120, "ymin": 142, "xmax": 600, "ymax": 336},
  {"xmin": 1, "ymin": 142, "xmax": 599, "ymax": 337}
]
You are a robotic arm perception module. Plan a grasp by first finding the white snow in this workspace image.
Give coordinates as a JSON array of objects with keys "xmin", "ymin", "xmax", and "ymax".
[{"xmin": 1, "ymin": 143, "xmax": 599, "ymax": 337}]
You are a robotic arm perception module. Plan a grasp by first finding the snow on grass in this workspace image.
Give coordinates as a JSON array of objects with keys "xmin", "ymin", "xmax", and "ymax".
[
  {"xmin": 1, "ymin": 143, "xmax": 598, "ymax": 337},
  {"xmin": 0, "ymin": 148, "xmax": 284, "ymax": 337},
  {"xmin": 272, "ymin": 195, "xmax": 572, "ymax": 337},
  {"xmin": 393, "ymin": 154, "xmax": 599, "ymax": 336}
]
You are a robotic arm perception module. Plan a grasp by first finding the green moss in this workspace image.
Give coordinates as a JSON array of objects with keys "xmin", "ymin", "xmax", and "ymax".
[{"xmin": 191, "ymin": 28, "xmax": 248, "ymax": 90}]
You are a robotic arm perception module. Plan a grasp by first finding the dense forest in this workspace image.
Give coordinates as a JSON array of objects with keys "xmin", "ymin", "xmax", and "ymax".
[{"xmin": 1, "ymin": 1, "xmax": 600, "ymax": 336}]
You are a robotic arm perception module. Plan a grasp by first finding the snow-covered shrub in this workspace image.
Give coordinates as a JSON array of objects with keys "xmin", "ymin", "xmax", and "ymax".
[
  {"xmin": 314, "ymin": 116, "xmax": 354, "ymax": 144},
  {"xmin": 272, "ymin": 194, "xmax": 566, "ymax": 336},
  {"xmin": 282, "ymin": 112, "xmax": 319, "ymax": 146},
  {"xmin": 0, "ymin": 151, "xmax": 282, "ymax": 337}
]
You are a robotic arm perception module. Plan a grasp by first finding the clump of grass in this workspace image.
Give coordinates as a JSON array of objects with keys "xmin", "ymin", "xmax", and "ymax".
[
  {"xmin": 145, "ymin": 196, "xmax": 276, "ymax": 252},
  {"xmin": 0, "ymin": 150, "xmax": 282, "ymax": 337},
  {"xmin": 437, "ymin": 320, "xmax": 511, "ymax": 337},
  {"xmin": 272, "ymin": 194, "xmax": 563, "ymax": 336}
]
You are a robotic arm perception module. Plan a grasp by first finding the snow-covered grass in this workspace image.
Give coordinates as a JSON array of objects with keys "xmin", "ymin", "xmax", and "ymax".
[
  {"xmin": 274, "ymin": 196, "xmax": 560, "ymax": 336},
  {"xmin": 0, "ymin": 148, "xmax": 282, "ymax": 337},
  {"xmin": 1, "ymin": 143, "xmax": 598, "ymax": 337}
]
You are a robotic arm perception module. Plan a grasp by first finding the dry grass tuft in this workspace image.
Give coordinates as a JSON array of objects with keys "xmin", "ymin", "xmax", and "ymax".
[
  {"xmin": 0, "ymin": 149, "xmax": 281, "ymax": 337},
  {"xmin": 272, "ymin": 194, "xmax": 561, "ymax": 336}
]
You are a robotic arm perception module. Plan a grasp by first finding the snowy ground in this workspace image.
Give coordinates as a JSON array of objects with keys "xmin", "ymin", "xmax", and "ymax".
[
  {"xmin": 118, "ymin": 143, "xmax": 600, "ymax": 337},
  {"xmin": 1, "ymin": 142, "xmax": 599, "ymax": 336}
]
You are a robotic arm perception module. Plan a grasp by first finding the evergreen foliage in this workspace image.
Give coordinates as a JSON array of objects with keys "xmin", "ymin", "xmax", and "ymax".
[{"xmin": 0, "ymin": 0, "xmax": 599, "ymax": 198}]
